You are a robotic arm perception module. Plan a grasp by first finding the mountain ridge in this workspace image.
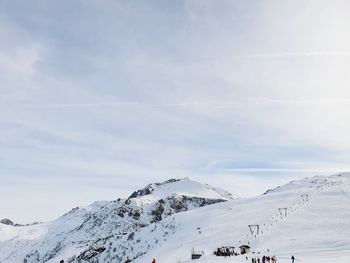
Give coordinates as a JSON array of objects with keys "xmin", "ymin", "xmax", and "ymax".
[
  {"xmin": 0, "ymin": 177, "xmax": 235, "ymax": 263},
  {"xmin": 1, "ymin": 174, "xmax": 350, "ymax": 263}
]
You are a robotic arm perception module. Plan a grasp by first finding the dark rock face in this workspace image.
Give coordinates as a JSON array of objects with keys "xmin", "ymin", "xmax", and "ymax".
[
  {"xmin": 169, "ymin": 197, "xmax": 188, "ymax": 212},
  {"xmin": 156, "ymin": 178, "xmax": 181, "ymax": 185},
  {"xmin": 131, "ymin": 210, "xmax": 141, "ymax": 220},
  {"xmin": 151, "ymin": 199, "xmax": 165, "ymax": 223},
  {"xmin": 76, "ymin": 246, "xmax": 106, "ymax": 262},
  {"xmin": 127, "ymin": 185, "xmax": 155, "ymax": 200},
  {"xmin": 184, "ymin": 196, "xmax": 226, "ymax": 207},
  {"xmin": 117, "ymin": 205, "xmax": 142, "ymax": 221},
  {"xmin": 128, "ymin": 187, "xmax": 153, "ymax": 199},
  {"xmin": 0, "ymin": 218, "xmax": 14, "ymax": 226},
  {"xmin": 127, "ymin": 232, "xmax": 134, "ymax": 241},
  {"xmin": 127, "ymin": 178, "xmax": 182, "ymax": 200},
  {"xmin": 166, "ymin": 195, "xmax": 226, "ymax": 215},
  {"xmin": 149, "ymin": 195, "xmax": 226, "ymax": 223}
]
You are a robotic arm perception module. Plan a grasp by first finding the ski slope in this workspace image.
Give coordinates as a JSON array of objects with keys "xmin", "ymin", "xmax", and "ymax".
[
  {"xmin": 137, "ymin": 174, "xmax": 350, "ymax": 263},
  {"xmin": 0, "ymin": 174, "xmax": 349, "ymax": 262}
]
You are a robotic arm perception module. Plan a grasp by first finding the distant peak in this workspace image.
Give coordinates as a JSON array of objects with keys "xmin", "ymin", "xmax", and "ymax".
[
  {"xmin": 126, "ymin": 177, "xmax": 236, "ymax": 202},
  {"xmin": 263, "ymin": 172, "xmax": 350, "ymax": 195},
  {"xmin": 156, "ymin": 178, "xmax": 184, "ymax": 185},
  {"xmin": 127, "ymin": 178, "xmax": 184, "ymax": 199},
  {"xmin": 0, "ymin": 218, "xmax": 14, "ymax": 226}
]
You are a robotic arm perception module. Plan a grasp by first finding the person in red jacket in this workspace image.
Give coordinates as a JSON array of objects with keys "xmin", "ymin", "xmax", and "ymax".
[{"xmin": 152, "ymin": 258, "xmax": 156, "ymax": 263}]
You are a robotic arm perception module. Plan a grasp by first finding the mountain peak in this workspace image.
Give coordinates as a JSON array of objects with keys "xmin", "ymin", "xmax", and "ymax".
[
  {"xmin": 2, "ymin": 174, "xmax": 350, "ymax": 263},
  {"xmin": 127, "ymin": 177, "xmax": 235, "ymax": 201},
  {"xmin": 264, "ymin": 172, "xmax": 350, "ymax": 195},
  {"xmin": 127, "ymin": 178, "xmax": 184, "ymax": 199}
]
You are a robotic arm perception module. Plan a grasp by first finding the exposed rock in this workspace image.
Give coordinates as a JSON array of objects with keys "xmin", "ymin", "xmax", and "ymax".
[
  {"xmin": 0, "ymin": 218, "xmax": 14, "ymax": 226},
  {"xmin": 4, "ymin": 177, "xmax": 234, "ymax": 263},
  {"xmin": 127, "ymin": 178, "xmax": 182, "ymax": 200},
  {"xmin": 76, "ymin": 246, "xmax": 106, "ymax": 261},
  {"xmin": 131, "ymin": 210, "xmax": 141, "ymax": 220},
  {"xmin": 127, "ymin": 232, "xmax": 134, "ymax": 241},
  {"xmin": 151, "ymin": 199, "xmax": 165, "ymax": 223}
]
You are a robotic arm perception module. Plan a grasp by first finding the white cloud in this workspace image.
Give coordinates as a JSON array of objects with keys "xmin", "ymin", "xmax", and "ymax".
[{"xmin": 1, "ymin": 0, "xmax": 350, "ymax": 222}]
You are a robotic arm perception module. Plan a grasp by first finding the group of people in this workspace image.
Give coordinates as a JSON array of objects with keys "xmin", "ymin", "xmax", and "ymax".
[
  {"xmin": 246, "ymin": 254, "xmax": 296, "ymax": 263},
  {"xmin": 150, "ymin": 254, "xmax": 295, "ymax": 262},
  {"xmin": 262, "ymin": 255, "xmax": 277, "ymax": 263},
  {"xmin": 248, "ymin": 255, "xmax": 277, "ymax": 263},
  {"xmin": 214, "ymin": 246, "xmax": 236, "ymax": 256}
]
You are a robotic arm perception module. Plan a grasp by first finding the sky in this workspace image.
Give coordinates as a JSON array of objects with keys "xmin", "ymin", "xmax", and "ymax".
[{"xmin": 1, "ymin": 0, "xmax": 350, "ymax": 223}]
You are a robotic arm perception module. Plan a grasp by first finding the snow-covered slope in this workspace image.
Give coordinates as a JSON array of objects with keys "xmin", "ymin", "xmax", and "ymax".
[
  {"xmin": 137, "ymin": 173, "xmax": 350, "ymax": 263},
  {"xmin": 0, "ymin": 178, "xmax": 235, "ymax": 263},
  {"xmin": 1, "ymin": 174, "xmax": 350, "ymax": 263}
]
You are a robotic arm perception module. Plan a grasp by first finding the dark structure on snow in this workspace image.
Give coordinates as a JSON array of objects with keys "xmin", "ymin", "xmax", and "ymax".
[
  {"xmin": 191, "ymin": 248, "xmax": 203, "ymax": 260},
  {"xmin": 239, "ymin": 245, "xmax": 251, "ymax": 254},
  {"xmin": 214, "ymin": 246, "xmax": 235, "ymax": 256}
]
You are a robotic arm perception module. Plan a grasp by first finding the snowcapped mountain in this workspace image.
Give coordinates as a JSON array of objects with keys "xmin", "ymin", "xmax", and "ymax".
[
  {"xmin": 0, "ymin": 178, "xmax": 235, "ymax": 263},
  {"xmin": 1, "ymin": 174, "xmax": 350, "ymax": 263},
  {"xmin": 138, "ymin": 173, "xmax": 350, "ymax": 263}
]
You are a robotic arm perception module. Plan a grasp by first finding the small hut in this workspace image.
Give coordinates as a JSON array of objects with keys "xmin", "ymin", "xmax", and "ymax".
[
  {"xmin": 191, "ymin": 248, "xmax": 203, "ymax": 260},
  {"xmin": 239, "ymin": 245, "xmax": 251, "ymax": 254}
]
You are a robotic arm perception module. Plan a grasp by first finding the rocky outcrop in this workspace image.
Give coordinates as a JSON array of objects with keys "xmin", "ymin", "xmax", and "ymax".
[
  {"xmin": 0, "ymin": 218, "xmax": 14, "ymax": 226},
  {"xmin": 127, "ymin": 179, "xmax": 182, "ymax": 200},
  {"xmin": 2, "ymin": 178, "xmax": 235, "ymax": 263}
]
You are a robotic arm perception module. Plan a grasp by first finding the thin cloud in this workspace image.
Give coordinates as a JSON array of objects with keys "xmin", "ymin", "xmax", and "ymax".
[
  {"xmin": 215, "ymin": 168, "xmax": 350, "ymax": 173},
  {"xmin": 241, "ymin": 51, "xmax": 350, "ymax": 59},
  {"xmin": 183, "ymin": 51, "xmax": 350, "ymax": 65},
  {"xmin": 17, "ymin": 97, "xmax": 350, "ymax": 109}
]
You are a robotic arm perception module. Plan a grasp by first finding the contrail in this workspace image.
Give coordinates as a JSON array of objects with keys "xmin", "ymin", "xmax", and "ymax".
[
  {"xmin": 19, "ymin": 101, "xmax": 215, "ymax": 109},
  {"xmin": 239, "ymin": 51, "xmax": 350, "ymax": 59},
  {"xmin": 22, "ymin": 102, "xmax": 149, "ymax": 109},
  {"xmin": 248, "ymin": 97, "xmax": 350, "ymax": 105},
  {"xmin": 17, "ymin": 97, "xmax": 350, "ymax": 109},
  {"xmin": 216, "ymin": 168, "xmax": 350, "ymax": 173},
  {"xmin": 184, "ymin": 51, "xmax": 350, "ymax": 65}
]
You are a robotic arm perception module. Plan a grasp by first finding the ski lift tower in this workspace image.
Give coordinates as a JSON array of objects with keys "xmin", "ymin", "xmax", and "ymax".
[
  {"xmin": 301, "ymin": 194, "xmax": 309, "ymax": 202},
  {"xmin": 248, "ymin": 224, "xmax": 260, "ymax": 235},
  {"xmin": 278, "ymin": 208, "xmax": 288, "ymax": 217}
]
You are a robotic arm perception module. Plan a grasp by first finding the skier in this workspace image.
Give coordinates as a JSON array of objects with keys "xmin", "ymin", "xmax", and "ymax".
[
  {"xmin": 152, "ymin": 258, "xmax": 156, "ymax": 263},
  {"xmin": 291, "ymin": 255, "xmax": 295, "ymax": 263}
]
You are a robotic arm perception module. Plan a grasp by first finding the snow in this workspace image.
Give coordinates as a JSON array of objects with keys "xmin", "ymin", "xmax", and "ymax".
[
  {"xmin": 1, "ymin": 174, "xmax": 350, "ymax": 263},
  {"xmin": 0, "ymin": 224, "xmax": 18, "ymax": 241},
  {"xmin": 136, "ymin": 173, "xmax": 350, "ymax": 263},
  {"xmin": 0, "ymin": 178, "xmax": 233, "ymax": 262},
  {"xmin": 145, "ymin": 178, "xmax": 236, "ymax": 200}
]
